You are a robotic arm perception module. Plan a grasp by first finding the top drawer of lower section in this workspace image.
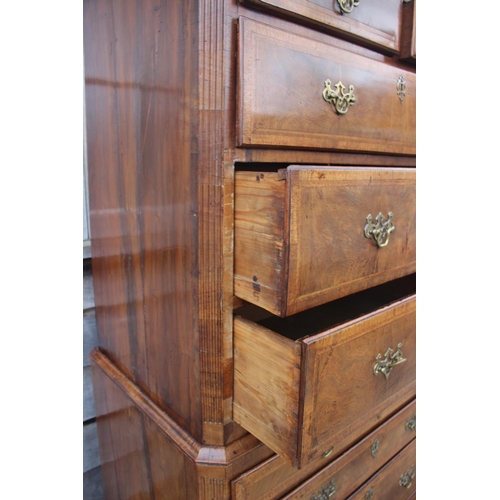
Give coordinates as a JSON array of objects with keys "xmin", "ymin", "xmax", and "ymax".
[
  {"xmin": 238, "ymin": 18, "xmax": 415, "ymax": 155},
  {"xmin": 240, "ymin": 0, "xmax": 403, "ymax": 54},
  {"xmin": 234, "ymin": 166, "xmax": 416, "ymax": 317}
]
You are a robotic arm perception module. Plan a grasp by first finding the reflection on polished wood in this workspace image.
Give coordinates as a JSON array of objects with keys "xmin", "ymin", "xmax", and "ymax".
[
  {"xmin": 240, "ymin": 0, "xmax": 403, "ymax": 53},
  {"xmin": 84, "ymin": 0, "xmax": 416, "ymax": 497},
  {"xmin": 238, "ymin": 18, "xmax": 416, "ymax": 155}
]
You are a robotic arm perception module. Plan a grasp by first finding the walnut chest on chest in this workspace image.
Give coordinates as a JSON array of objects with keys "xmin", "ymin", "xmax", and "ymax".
[{"xmin": 84, "ymin": 0, "xmax": 416, "ymax": 497}]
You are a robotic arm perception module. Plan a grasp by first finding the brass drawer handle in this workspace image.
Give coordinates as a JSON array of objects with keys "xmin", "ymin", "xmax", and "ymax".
[
  {"xmin": 406, "ymin": 414, "xmax": 416, "ymax": 432},
  {"xmin": 399, "ymin": 465, "xmax": 415, "ymax": 489},
  {"xmin": 364, "ymin": 212, "xmax": 395, "ymax": 248},
  {"xmin": 373, "ymin": 343, "xmax": 406, "ymax": 380},
  {"xmin": 337, "ymin": 0, "xmax": 360, "ymax": 14},
  {"xmin": 311, "ymin": 479, "xmax": 336, "ymax": 500},
  {"xmin": 323, "ymin": 79, "xmax": 356, "ymax": 115},
  {"xmin": 371, "ymin": 439, "xmax": 379, "ymax": 458}
]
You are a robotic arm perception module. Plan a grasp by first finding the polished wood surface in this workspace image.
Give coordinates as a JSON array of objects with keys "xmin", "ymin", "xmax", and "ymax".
[
  {"xmin": 235, "ymin": 167, "xmax": 416, "ymax": 317},
  {"xmin": 84, "ymin": 0, "xmax": 202, "ymax": 440},
  {"xmin": 345, "ymin": 439, "xmax": 416, "ymax": 500},
  {"xmin": 234, "ymin": 293, "xmax": 415, "ymax": 468},
  {"xmin": 241, "ymin": 0, "xmax": 403, "ymax": 53},
  {"xmin": 282, "ymin": 400, "xmax": 416, "ymax": 499},
  {"xmin": 84, "ymin": 0, "xmax": 416, "ymax": 497},
  {"xmin": 232, "ymin": 399, "xmax": 416, "ymax": 500},
  {"xmin": 91, "ymin": 349, "xmax": 275, "ymax": 499},
  {"xmin": 91, "ymin": 351, "xmax": 199, "ymax": 499},
  {"xmin": 84, "ymin": 0, "xmax": 241, "ymax": 446},
  {"xmin": 238, "ymin": 18, "xmax": 416, "ymax": 155},
  {"xmin": 400, "ymin": 0, "xmax": 416, "ymax": 61}
]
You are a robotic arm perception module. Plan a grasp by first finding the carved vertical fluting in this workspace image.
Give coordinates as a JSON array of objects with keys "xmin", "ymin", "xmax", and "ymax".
[
  {"xmin": 199, "ymin": 476, "xmax": 227, "ymax": 500},
  {"xmin": 198, "ymin": 0, "xmax": 228, "ymax": 444}
]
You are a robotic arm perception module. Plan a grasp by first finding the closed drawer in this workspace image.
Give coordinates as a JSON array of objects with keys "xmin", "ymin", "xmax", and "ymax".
[
  {"xmin": 400, "ymin": 0, "xmax": 416, "ymax": 61},
  {"xmin": 238, "ymin": 18, "xmax": 415, "ymax": 155},
  {"xmin": 232, "ymin": 399, "xmax": 416, "ymax": 500},
  {"xmin": 240, "ymin": 0, "xmax": 403, "ymax": 54},
  {"xmin": 233, "ymin": 288, "xmax": 416, "ymax": 469},
  {"xmin": 234, "ymin": 166, "xmax": 416, "ymax": 317},
  {"xmin": 346, "ymin": 439, "xmax": 416, "ymax": 499}
]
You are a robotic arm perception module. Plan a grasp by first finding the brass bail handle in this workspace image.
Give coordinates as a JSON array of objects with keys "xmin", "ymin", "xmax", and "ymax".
[
  {"xmin": 373, "ymin": 343, "xmax": 407, "ymax": 380},
  {"xmin": 337, "ymin": 0, "xmax": 360, "ymax": 14},
  {"xmin": 364, "ymin": 212, "xmax": 395, "ymax": 248},
  {"xmin": 399, "ymin": 466, "xmax": 415, "ymax": 489},
  {"xmin": 323, "ymin": 79, "xmax": 356, "ymax": 115},
  {"xmin": 311, "ymin": 478, "xmax": 336, "ymax": 500}
]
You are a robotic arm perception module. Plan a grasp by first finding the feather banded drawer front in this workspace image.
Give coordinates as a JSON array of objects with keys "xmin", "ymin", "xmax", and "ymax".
[
  {"xmin": 84, "ymin": 0, "xmax": 416, "ymax": 497},
  {"xmin": 231, "ymin": 399, "xmax": 416, "ymax": 499},
  {"xmin": 233, "ymin": 277, "xmax": 416, "ymax": 469},
  {"xmin": 239, "ymin": 0, "xmax": 405, "ymax": 54},
  {"xmin": 234, "ymin": 166, "xmax": 416, "ymax": 317},
  {"xmin": 238, "ymin": 18, "xmax": 416, "ymax": 154}
]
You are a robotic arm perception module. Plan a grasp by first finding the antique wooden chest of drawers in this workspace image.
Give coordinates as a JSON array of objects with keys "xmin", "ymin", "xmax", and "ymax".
[{"xmin": 84, "ymin": 0, "xmax": 416, "ymax": 498}]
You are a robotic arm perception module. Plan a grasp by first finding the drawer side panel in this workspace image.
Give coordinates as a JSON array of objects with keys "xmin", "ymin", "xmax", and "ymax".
[
  {"xmin": 234, "ymin": 317, "xmax": 302, "ymax": 465},
  {"xmin": 234, "ymin": 171, "xmax": 287, "ymax": 315}
]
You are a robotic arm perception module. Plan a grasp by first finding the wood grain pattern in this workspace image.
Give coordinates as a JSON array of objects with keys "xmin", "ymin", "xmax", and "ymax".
[
  {"xmin": 84, "ymin": 0, "xmax": 417, "ymax": 495},
  {"xmin": 84, "ymin": 0, "xmax": 202, "ymax": 439},
  {"xmin": 197, "ymin": 0, "xmax": 247, "ymax": 445},
  {"xmin": 233, "ymin": 317, "xmax": 302, "ymax": 465},
  {"xmin": 400, "ymin": 0, "xmax": 416, "ymax": 61},
  {"xmin": 282, "ymin": 399, "xmax": 416, "ymax": 499},
  {"xmin": 240, "ymin": 0, "xmax": 403, "ymax": 54},
  {"xmin": 232, "ymin": 399, "xmax": 416, "ymax": 500},
  {"xmin": 286, "ymin": 167, "xmax": 416, "ymax": 315},
  {"xmin": 234, "ymin": 295, "xmax": 415, "ymax": 468},
  {"xmin": 234, "ymin": 171, "xmax": 287, "ymax": 314},
  {"xmin": 85, "ymin": 0, "xmax": 242, "ymax": 447},
  {"xmin": 91, "ymin": 349, "xmax": 275, "ymax": 499},
  {"xmin": 300, "ymin": 295, "xmax": 416, "ymax": 465},
  {"xmin": 345, "ymin": 439, "xmax": 416, "ymax": 499},
  {"xmin": 91, "ymin": 350, "xmax": 198, "ymax": 499},
  {"xmin": 238, "ymin": 18, "xmax": 416, "ymax": 155},
  {"xmin": 235, "ymin": 167, "xmax": 416, "ymax": 317}
]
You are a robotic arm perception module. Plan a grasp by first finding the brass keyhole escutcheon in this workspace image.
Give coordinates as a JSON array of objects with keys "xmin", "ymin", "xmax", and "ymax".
[
  {"xmin": 371, "ymin": 439, "xmax": 379, "ymax": 458},
  {"xmin": 397, "ymin": 76, "xmax": 406, "ymax": 102}
]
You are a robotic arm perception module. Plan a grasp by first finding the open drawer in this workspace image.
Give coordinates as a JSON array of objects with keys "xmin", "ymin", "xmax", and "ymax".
[
  {"xmin": 234, "ymin": 166, "xmax": 416, "ymax": 317},
  {"xmin": 233, "ymin": 277, "xmax": 416, "ymax": 469}
]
